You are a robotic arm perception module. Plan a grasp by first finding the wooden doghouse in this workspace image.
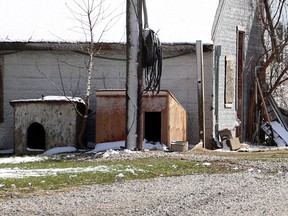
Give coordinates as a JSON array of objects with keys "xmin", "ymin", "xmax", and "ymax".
[
  {"xmin": 10, "ymin": 96, "xmax": 85, "ymax": 154},
  {"xmin": 95, "ymin": 90, "xmax": 187, "ymax": 146}
]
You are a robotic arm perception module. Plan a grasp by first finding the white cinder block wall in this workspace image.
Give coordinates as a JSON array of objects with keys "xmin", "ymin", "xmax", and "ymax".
[
  {"xmin": 0, "ymin": 43, "xmax": 213, "ymax": 150},
  {"xmin": 212, "ymin": 0, "xmax": 262, "ymax": 141}
]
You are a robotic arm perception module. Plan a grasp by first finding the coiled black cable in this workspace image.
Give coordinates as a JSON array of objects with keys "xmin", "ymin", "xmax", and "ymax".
[{"xmin": 142, "ymin": 29, "xmax": 162, "ymax": 95}]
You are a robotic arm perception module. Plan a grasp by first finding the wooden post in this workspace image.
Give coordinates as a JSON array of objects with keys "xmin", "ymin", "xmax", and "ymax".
[
  {"xmin": 196, "ymin": 40, "xmax": 206, "ymax": 148},
  {"xmin": 256, "ymin": 77, "xmax": 271, "ymax": 124},
  {"xmin": 126, "ymin": 0, "xmax": 143, "ymax": 150}
]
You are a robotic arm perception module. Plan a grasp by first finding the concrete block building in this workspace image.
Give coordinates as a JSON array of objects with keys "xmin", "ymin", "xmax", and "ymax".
[
  {"xmin": 0, "ymin": 42, "xmax": 214, "ymax": 152},
  {"xmin": 211, "ymin": 0, "xmax": 262, "ymax": 143}
]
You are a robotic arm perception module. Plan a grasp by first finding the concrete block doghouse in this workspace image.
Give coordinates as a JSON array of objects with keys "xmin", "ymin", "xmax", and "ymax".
[
  {"xmin": 95, "ymin": 90, "xmax": 187, "ymax": 147},
  {"xmin": 10, "ymin": 96, "xmax": 85, "ymax": 154}
]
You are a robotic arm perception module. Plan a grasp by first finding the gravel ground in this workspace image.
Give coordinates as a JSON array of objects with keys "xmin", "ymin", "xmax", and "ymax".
[{"xmin": 1, "ymin": 150, "xmax": 288, "ymax": 216}]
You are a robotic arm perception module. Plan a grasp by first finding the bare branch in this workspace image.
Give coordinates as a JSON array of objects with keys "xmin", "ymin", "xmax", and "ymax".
[{"xmin": 35, "ymin": 56, "xmax": 64, "ymax": 95}]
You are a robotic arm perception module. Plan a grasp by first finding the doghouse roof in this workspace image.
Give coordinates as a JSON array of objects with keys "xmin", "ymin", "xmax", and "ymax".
[
  {"xmin": 96, "ymin": 89, "xmax": 185, "ymax": 110},
  {"xmin": 10, "ymin": 95, "xmax": 85, "ymax": 105}
]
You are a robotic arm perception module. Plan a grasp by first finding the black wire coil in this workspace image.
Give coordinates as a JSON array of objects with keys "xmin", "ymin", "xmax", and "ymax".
[{"xmin": 142, "ymin": 29, "xmax": 162, "ymax": 95}]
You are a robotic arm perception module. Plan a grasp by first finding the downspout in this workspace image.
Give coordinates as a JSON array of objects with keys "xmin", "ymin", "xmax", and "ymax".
[
  {"xmin": 143, "ymin": 0, "xmax": 148, "ymax": 29},
  {"xmin": 214, "ymin": 45, "xmax": 221, "ymax": 144},
  {"xmin": 196, "ymin": 40, "xmax": 206, "ymax": 148}
]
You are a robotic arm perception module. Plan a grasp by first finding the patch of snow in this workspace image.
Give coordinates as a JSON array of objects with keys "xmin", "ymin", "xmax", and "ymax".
[
  {"xmin": 214, "ymin": 148, "xmax": 234, "ymax": 152},
  {"xmin": 172, "ymin": 165, "xmax": 178, "ymax": 169},
  {"xmin": 43, "ymin": 147, "xmax": 77, "ymax": 156},
  {"xmin": 203, "ymin": 162, "xmax": 211, "ymax": 167},
  {"xmin": 237, "ymin": 148, "xmax": 249, "ymax": 152},
  {"xmin": 102, "ymin": 149, "xmax": 120, "ymax": 158},
  {"xmin": 0, "ymin": 166, "xmax": 113, "ymax": 179},
  {"xmin": 0, "ymin": 155, "xmax": 47, "ymax": 164},
  {"xmin": 88, "ymin": 141, "xmax": 125, "ymax": 153},
  {"xmin": 115, "ymin": 173, "xmax": 125, "ymax": 179},
  {"xmin": 0, "ymin": 159, "xmax": 148, "ymax": 179},
  {"xmin": 87, "ymin": 140, "xmax": 167, "ymax": 153},
  {"xmin": 11, "ymin": 96, "xmax": 85, "ymax": 104},
  {"xmin": 123, "ymin": 149, "xmax": 136, "ymax": 154},
  {"xmin": 64, "ymin": 154, "xmax": 77, "ymax": 159},
  {"xmin": 125, "ymin": 168, "xmax": 137, "ymax": 175},
  {"xmin": 144, "ymin": 140, "xmax": 168, "ymax": 150},
  {"xmin": 214, "ymin": 142, "xmax": 287, "ymax": 152},
  {"xmin": 213, "ymin": 140, "xmax": 233, "ymax": 152}
]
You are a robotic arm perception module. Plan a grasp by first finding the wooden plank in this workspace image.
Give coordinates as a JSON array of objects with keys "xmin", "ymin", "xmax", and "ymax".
[
  {"xmin": 96, "ymin": 96, "xmax": 126, "ymax": 143},
  {"xmin": 256, "ymin": 77, "xmax": 271, "ymax": 124},
  {"xmin": 225, "ymin": 55, "xmax": 234, "ymax": 107},
  {"xmin": 167, "ymin": 94, "xmax": 187, "ymax": 145}
]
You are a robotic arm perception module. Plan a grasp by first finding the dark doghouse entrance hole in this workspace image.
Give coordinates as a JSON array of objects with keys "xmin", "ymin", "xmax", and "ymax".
[
  {"xmin": 145, "ymin": 112, "xmax": 161, "ymax": 142},
  {"xmin": 27, "ymin": 122, "xmax": 45, "ymax": 150}
]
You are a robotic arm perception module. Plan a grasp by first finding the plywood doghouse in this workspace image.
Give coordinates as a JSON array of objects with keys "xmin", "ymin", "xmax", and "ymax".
[
  {"xmin": 10, "ymin": 96, "xmax": 85, "ymax": 154},
  {"xmin": 95, "ymin": 90, "xmax": 187, "ymax": 147}
]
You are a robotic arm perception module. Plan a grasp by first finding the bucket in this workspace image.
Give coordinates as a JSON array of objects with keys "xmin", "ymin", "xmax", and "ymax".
[{"xmin": 170, "ymin": 141, "xmax": 188, "ymax": 152}]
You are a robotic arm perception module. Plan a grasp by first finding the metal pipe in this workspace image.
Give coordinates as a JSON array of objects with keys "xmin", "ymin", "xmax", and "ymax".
[
  {"xmin": 214, "ymin": 45, "xmax": 221, "ymax": 144},
  {"xmin": 143, "ymin": 0, "xmax": 148, "ymax": 28}
]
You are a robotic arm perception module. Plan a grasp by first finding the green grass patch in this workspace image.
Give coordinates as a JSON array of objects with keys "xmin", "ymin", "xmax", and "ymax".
[
  {"xmin": 0, "ymin": 157, "xmax": 236, "ymax": 199},
  {"xmin": 210, "ymin": 150, "xmax": 288, "ymax": 161}
]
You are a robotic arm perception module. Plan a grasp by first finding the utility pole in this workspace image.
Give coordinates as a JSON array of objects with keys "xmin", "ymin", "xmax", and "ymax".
[{"xmin": 126, "ymin": 0, "xmax": 143, "ymax": 150}]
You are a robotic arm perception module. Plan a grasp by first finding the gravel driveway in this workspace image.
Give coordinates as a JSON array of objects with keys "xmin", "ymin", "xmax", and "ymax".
[{"xmin": 1, "ymin": 151, "xmax": 288, "ymax": 216}]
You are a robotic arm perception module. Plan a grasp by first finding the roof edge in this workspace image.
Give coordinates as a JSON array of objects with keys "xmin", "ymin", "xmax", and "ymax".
[{"xmin": 0, "ymin": 41, "xmax": 213, "ymax": 53}]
